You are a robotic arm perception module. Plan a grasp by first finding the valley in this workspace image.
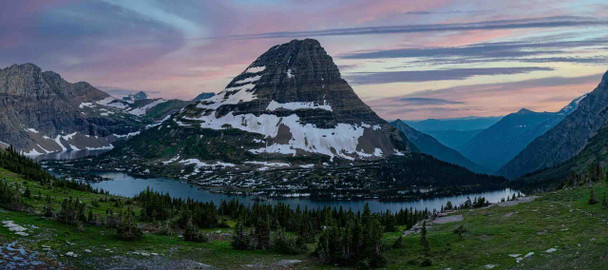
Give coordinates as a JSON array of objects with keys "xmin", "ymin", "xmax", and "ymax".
[{"xmin": 1, "ymin": 152, "xmax": 606, "ymax": 269}]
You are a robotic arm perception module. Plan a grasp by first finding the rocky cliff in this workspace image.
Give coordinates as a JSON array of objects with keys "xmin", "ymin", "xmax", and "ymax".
[{"xmin": 0, "ymin": 64, "xmax": 180, "ymax": 155}]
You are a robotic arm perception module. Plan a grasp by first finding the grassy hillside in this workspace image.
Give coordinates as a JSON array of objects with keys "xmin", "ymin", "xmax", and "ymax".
[{"xmin": 1, "ymin": 151, "xmax": 607, "ymax": 268}]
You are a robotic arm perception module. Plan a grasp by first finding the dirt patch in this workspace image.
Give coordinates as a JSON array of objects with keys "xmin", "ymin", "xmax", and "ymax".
[
  {"xmin": 495, "ymin": 196, "xmax": 538, "ymax": 207},
  {"xmin": 432, "ymin": 214, "xmax": 463, "ymax": 224},
  {"xmin": 504, "ymin": 212, "xmax": 516, "ymax": 217}
]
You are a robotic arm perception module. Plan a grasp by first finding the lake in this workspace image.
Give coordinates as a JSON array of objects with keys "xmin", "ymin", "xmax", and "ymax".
[{"xmin": 91, "ymin": 171, "xmax": 519, "ymax": 213}]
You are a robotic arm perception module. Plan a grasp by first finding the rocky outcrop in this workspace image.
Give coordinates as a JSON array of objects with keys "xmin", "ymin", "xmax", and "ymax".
[
  {"xmin": 499, "ymin": 70, "xmax": 608, "ymax": 179},
  {"xmin": 123, "ymin": 91, "xmax": 148, "ymax": 102},
  {"xmin": 193, "ymin": 92, "xmax": 215, "ymax": 101}
]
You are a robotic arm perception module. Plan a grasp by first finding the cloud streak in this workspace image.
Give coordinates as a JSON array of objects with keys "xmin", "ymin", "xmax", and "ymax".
[
  {"xmin": 346, "ymin": 67, "xmax": 553, "ymax": 84},
  {"xmin": 229, "ymin": 16, "xmax": 608, "ymax": 40},
  {"xmin": 399, "ymin": 97, "xmax": 464, "ymax": 105}
]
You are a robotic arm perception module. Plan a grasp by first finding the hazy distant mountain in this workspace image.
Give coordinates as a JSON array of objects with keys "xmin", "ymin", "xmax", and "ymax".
[
  {"xmin": 392, "ymin": 120, "xmax": 489, "ymax": 173},
  {"xmin": 404, "ymin": 116, "xmax": 502, "ymax": 150},
  {"xmin": 463, "ymin": 95, "xmax": 585, "ymax": 172},
  {"xmin": 193, "ymin": 92, "xmax": 215, "ymax": 101},
  {"xmin": 405, "ymin": 116, "xmax": 502, "ymax": 131},
  {"xmin": 498, "ymin": 73, "xmax": 603, "ymax": 179}
]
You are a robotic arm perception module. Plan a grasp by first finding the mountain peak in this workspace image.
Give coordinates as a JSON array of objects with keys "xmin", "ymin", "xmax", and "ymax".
[
  {"xmin": 515, "ymin": 108, "xmax": 534, "ymax": 114},
  {"xmin": 156, "ymin": 39, "xmax": 410, "ymax": 162}
]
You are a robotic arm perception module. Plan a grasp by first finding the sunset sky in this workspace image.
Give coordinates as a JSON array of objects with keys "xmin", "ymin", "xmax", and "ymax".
[{"xmin": 2, "ymin": 0, "xmax": 608, "ymax": 120}]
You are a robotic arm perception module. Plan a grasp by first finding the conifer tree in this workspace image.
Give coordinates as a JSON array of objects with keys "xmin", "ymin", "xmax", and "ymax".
[
  {"xmin": 420, "ymin": 221, "xmax": 430, "ymax": 252},
  {"xmin": 589, "ymin": 189, "xmax": 599, "ymax": 205}
]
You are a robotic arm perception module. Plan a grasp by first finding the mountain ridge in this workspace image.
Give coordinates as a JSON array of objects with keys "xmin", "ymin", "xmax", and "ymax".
[
  {"xmin": 391, "ymin": 120, "xmax": 490, "ymax": 173},
  {"xmin": 499, "ymin": 70, "xmax": 607, "ymax": 179}
]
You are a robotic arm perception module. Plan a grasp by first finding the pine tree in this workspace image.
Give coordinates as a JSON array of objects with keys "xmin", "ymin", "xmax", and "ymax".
[
  {"xmin": 392, "ymin": 235, "xmax": 405, "ymax": 249},
  {"xmin": 116, "ymin": 208, "xmax": 143, "ymax": 241},
  {"xmin": 589, "ymin": 189, "xmax": 599, "ymax": 205},
  {"xmin": 453, "ymin": 224, "xmax": 468, "ymax": 240},
  {"xmin": 231, "ymin": 216, "xmax": 251, "ymax": 249},
  {"xmin": 255, "ymin": 216, "xmax": 271, "ymax": 249},
  {"xmin": 420, "ymin": 221, "xmax": 430, "ymax": 252}
]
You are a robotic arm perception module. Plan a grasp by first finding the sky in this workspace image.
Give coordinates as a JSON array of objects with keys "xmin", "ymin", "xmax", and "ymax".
[{"xmin": 2, "ymin": 0, "xmax": 608, "ymax": 120}]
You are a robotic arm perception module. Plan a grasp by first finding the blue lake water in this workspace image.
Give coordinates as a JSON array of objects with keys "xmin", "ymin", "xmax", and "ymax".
[{"xmin": 91, "ymin": 171, "xmax": 519, "ymax": 213}]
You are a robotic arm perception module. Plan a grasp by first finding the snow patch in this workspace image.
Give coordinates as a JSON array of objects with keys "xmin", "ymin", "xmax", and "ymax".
[
  {"xmin": 244, "ymin": 161, "xmax": 291, "ymax": 167},
  {"xmin": 79, "ymin": 102, "xmax": 94, "ymax": 109},
  {"xmin": 245, "ymin": 66, "xmax": 266, "ymax": 74},
  {"xmin": 266, "ymin": 100, "xmax": 332, "ymax": 112},
  {"xmin": 128, "ymin": 99, "xmax": 167, "ymax": 116},
  {"xmin": 233, "ymin": 75, "xmax": 262, "ymax": 85}
]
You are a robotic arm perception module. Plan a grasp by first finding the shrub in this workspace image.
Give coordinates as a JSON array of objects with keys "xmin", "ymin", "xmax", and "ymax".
[
  {"xmin": 272, "ymin": 229, "xmax": 307, "ymax": 255},
  {"xmin": 184, "ymin": 218, "xmax": 208, "ymax": 243},
  {"xmin": 392, "ymin": 236, "xmax": 405, "ymax": 249},
  {"xmin": 116, "ymin": 208, "xmax": 143, "ymax": 241},
  {"xmin": 589, "ymin": 190, "xmax": 599, "ymax": 205}
]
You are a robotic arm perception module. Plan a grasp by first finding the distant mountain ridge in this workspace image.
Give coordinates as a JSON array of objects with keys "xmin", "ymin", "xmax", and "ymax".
[
  {"xmin": 391, "ymin": 120, "xmax": 490, "ymax": 173},
  {"xmin": 404, "ymin": 116, "xmax": 502, "ymax": 150},
  {"xmin": 499, "ymin": 71, "xmax": 606, "ymax": 179},
  {"xmin": 460, "ymin": 96, "xmax": 585, "ymax": 172}
]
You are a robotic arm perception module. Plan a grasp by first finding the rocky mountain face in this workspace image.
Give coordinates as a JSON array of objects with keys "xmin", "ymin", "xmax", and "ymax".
[
  {"xmin": 391, "ymin": 120, "xmax": 489, "ymax": 173},
  {"xmin": 0, "ymin": 64, "xmax": 182, "ymax": 155},
  {"xmin": 460, "ymin": 97, "xmax": 584, "ymax": 172},
  {"xmin": 113, "ymin": 39, "xmax": 412, "ymax": 170},
  {"xmin": 122, "ymin": 91, "xmax": 148, "ymax": 102},
  {"xmin": 512, "ymin": 124, "xmax": 608, "ymax": 190},
  {"xmin": 498, "ymin": 71, "xmax": 607, "ymax": 179},
  {"xmin": 193, "ymin": 92, "xmax": 215, "ymax": 101}
]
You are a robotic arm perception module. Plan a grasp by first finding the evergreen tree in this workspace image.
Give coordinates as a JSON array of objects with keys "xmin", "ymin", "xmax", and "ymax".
[
  {"xmin": 420, "ymin": 221, "xmax": 430, "ymax": 252},
  {"xmin": 116, "ymin": 207, "xmax": 143, "ymax": 241},
  {"xmin": 392, "ymin": 235, "xmax": 405, "ymax": 249},
  {"xmin": 453, "ymin": 224, "xmax": 468, "ymax": 240},
  {"xmin": 231, "ymin": 216, "xmax": 251, "ymax": 250},
  {"xmin": 589, "ymin": 189, "xmax": 599, "ymax": 205}
]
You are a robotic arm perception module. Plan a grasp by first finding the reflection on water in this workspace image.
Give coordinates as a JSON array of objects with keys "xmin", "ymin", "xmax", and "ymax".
[
  {"xmin": 32, "ymin": 150, "xmax": 110, "ymax": 161},
  {"xmin": 92, "ymin": 172, "xmax": 519, "ymax": 213}
]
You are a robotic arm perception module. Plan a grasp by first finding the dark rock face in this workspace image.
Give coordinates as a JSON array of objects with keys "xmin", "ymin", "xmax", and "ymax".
[
  {"xmin": 193, "ymin": 92, "xmax": 215, "ymax": 101},
  {"xmin": 391, "ymin": 120, "xmax": 489, "ymax": 173},
  {"xmin": 125, "ymin": 39, "xmax": 412, "ymax": 164},
  {"xmin": 499, "ymin": 71, "xmax": 608, "ymax": 179},
  {"xmin": 123, "ymin": 91, "xmax": 148, "ymax": 101},
  {"xmin": 234, "ymin": 39, "xmax": 385, "ymax": 125},
  {"xmin": 0, "ymin": 63, "xmax": 141, "ymax": 153}
]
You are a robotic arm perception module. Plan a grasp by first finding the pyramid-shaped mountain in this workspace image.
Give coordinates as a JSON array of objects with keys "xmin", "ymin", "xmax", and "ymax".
[{"xmin": 117, "ymin": 39, "xmax": 412, "ymax": 166}]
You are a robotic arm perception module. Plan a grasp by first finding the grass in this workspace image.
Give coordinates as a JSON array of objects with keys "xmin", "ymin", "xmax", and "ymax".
[{"xmin": 2, "ymin": 167, "xmax": 608, "ymax": 269}]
